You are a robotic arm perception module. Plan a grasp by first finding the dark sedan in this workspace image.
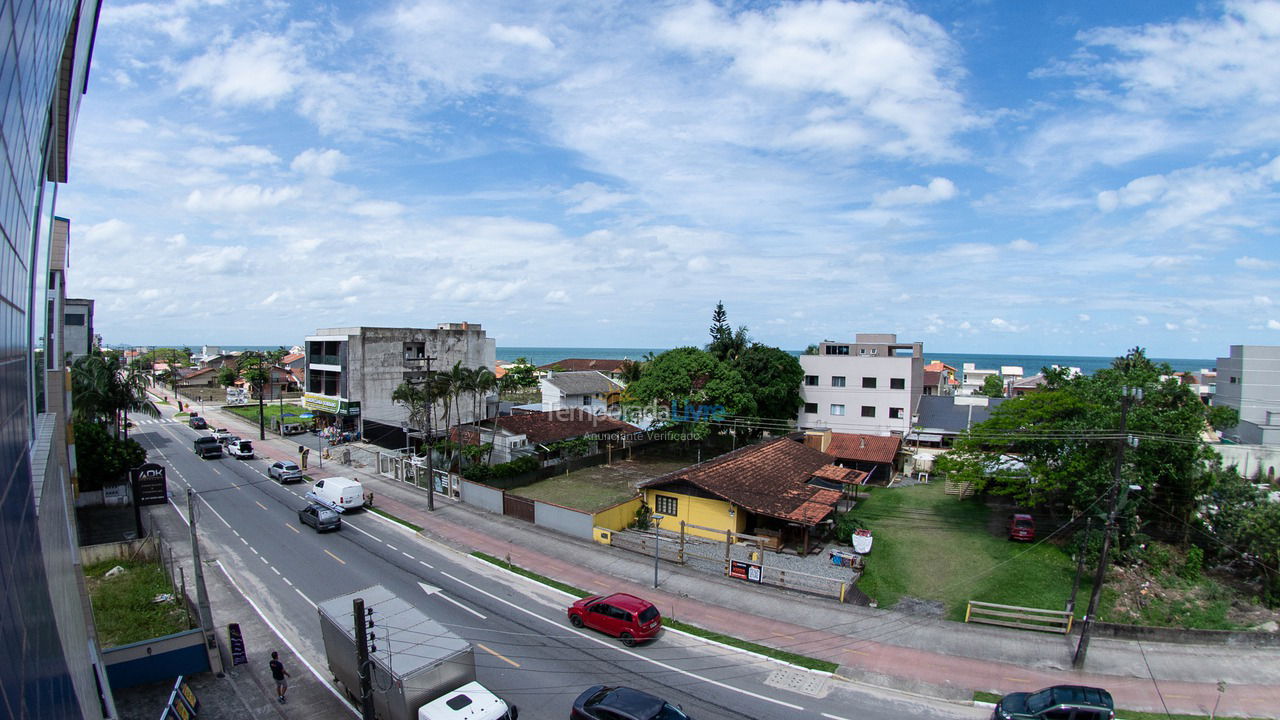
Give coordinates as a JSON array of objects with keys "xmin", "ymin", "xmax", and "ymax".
[
  {"xmin": 571, "ymin": 686, "xmax": 689, "ymax": 720},
  {"xmin": 188, "ymin": 415, "xmax": 207, "ymax": 429}
]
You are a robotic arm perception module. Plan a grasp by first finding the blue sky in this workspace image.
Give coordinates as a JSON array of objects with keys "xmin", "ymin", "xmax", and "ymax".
[{"xmin": 61, "ymin": 0, "xmax": 1280, "ymax": 357}]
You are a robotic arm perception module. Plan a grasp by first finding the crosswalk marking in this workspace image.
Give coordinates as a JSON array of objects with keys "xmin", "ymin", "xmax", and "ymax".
[{"xmin": 131, "ymin": 418, "xmax": 182, "ymax": 425}]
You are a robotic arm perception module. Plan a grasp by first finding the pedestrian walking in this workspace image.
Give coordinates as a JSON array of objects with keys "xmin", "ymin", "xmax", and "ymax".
[
  {"xmin": 300, "ymin": 446, "xmax": 310, "ymax": 470},
  {"xmin": 269, "ymin": 651, "xmax": 290, "ymax": 704}
]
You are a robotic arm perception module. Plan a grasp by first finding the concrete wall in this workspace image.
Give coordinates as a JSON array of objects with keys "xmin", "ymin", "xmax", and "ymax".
[
  {"xmin": 80, "ymin": 538, "xmax": 161, "ymax": 567},
  {"xmin": 643, "ymin": 489, "xmax": 744, "ymax": 541},
  {"xmin": 534, "ymin": 501, "xmax": 595, "ymax": 539},
  {"xmin": 1211, "ymin": 442, "xmax": 1280, "ymax": 481},
  {"xmin": 1090, "ymin": 621, "xmax": 1280, "ymax": 648},
  {"xmin": 593, "ymin": 497, "xmax": 643, "ymax": 531},
  {"xmin": 1215, "ymin": 345, "xmax": 1280, "ymax": 441},
  {"xmin": 798, "ymin": 353, "xmax": 920, "ymax": 435},
  {"xmin": 329, "ymin": 325, "xmax": 496, "ymax": 432},
  {"xmin": 460, "ymin": 480, "xmax": 504, "ymax": 514}
]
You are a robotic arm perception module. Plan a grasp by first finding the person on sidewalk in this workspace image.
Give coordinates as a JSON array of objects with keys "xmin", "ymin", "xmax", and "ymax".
[{"xmin": 269, "ymin": 651, "xmax": 290, "ymax": 704}]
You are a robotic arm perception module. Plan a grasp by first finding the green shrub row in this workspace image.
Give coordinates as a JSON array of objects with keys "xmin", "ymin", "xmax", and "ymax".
[{"xmin": 462, "ymin": 455, "xmax": 539, "ymax": 481}]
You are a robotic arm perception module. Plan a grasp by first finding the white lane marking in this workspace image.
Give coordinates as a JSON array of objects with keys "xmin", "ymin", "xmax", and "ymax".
[
  {"xmin": 271, "ymin": 567, "xmax": 281, "ymax": 576},
  {"xmin": 214, "ymin": 561, "xmax": 354, "ymax": 716},
  {"xmin": 260, "ymin": 556, "xmax": 270, "ymax": 565},
  {"xmin": 196, "ymin": 494, "xmax": 233, "ymax": 529},
  {"xmin": 251, "ymin": 547, "xmax": 259, "ymax": 555},
  {"xmin": 342, "ymin": 522, "xmax": 382, "ymax": 541},
  {"xmin": 419, "ymin": 582, "xmax": 487, "ymax": 620},
  {"xmin": 169, "ymin": 497, "xmax": 190, "ymax": 526},
  {"xmin": 438, "ymin": 572, "xmax": 803, "ymax": 711},
  {"xmin": 402, "ymin": 552, "xmax": 414, "ymax": 559},
  {"xmin": 419, "ymin": 560, "xmax": 434, "ymax": 570},
  {"xmin": 295, "ymin": 588, "xmax": 317, "ymax": 609},
  {"xmin": 822, "ymin": 714, "xmax": 854, "ymax": 720},
  {"xmin": 386, "ymin": 544, "xmax": 399, "ymax": 551}
]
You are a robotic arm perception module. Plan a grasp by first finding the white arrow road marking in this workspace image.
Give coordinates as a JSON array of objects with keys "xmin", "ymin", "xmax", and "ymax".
[{"xmin": 419, "ymin": 581, "xmax": 487, "ymax": 620}]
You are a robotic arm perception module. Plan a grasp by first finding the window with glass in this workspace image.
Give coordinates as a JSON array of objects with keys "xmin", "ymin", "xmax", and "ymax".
[
  {"xmin": 862, "ymin": 377, "xmax": 877, "ymax": 388},
  {"xmin": 804, "ymin": 375, "xmax": 819, "ymax": 386},
  {"xmin": 890, "ymin": 378, "xmax": 905, "ymax": 390},
  {"xmin": 889, "ymin": 407, "xmax": 903, "ymax": 419},
  {"xmin": 803, "ymin": 402, "xmax": 817, "ymax": 413},
  {"xmin": 654, "ymin": 495, "xmax": 678, "ymax": 516},
  {"xmin": 831, "ymin": 404, "xmax": 845, "ymax": 416},
  {"xmin": 832, "ymin": 376, "xmax": 846, "ymax": 387},
  {"xmin": 861, "ymin": 406, "xmax": 876, "ymax": 417}
]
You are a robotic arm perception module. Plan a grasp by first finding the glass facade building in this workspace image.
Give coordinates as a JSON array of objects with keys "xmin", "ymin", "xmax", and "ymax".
[{"xmin": 1, "ymin": 1, "xmax": 106, "ymax": 717}]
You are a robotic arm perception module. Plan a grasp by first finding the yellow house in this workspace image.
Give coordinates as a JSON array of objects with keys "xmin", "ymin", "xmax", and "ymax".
[{"xmin": 640, "ymin": 436, "xmax": 865, "ymax": 551}]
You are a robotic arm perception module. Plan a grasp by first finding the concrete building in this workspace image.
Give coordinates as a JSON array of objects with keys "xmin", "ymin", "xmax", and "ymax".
[
  {"xmin": 797, "ymin": 334, "xmax": 924, "ymax": 435},
  {"xmin": 304, "ymin": 324, "xmax": 497, "ymax": 446},
  {"xmin": 958, "ymin": 362, "xmax": 999, "ymax": 396},
  {"xmin": 2, "ymin": 2, "xmax": 115, "ymax": 717},
  {"xmin": 63, "ymin": 297, "xmax": 95, "ymax": 360},
  {"xmin": 1214, "ymin": 345, "xmax": 1280, "ymax": 445}
]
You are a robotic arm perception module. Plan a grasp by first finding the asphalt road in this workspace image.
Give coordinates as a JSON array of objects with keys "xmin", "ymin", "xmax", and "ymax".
[{"xmin": 131, "ymin": 417, "xmax": 982, "ymax": 720}]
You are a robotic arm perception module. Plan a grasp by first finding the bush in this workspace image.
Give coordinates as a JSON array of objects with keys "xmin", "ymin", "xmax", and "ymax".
[
  {"xmin": 833, "ymin": 511, "xmax": 863, "ymax": 544},
  {"xmin": 462, "ymin": 455, "xmax": 539, "ymax": 482},
  {"xmin": 1180, "ymin": 546, "xmax": 1204, "ymax": 581},
  {"xmin": 1140, "ymin": 542, "xmax": 1173, "ymax": 573}
]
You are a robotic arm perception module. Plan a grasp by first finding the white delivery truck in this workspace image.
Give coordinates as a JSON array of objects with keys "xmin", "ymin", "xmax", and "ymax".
[{"xmin": 318, "ymin": 585, "xmax": 517, "ymax": 720}]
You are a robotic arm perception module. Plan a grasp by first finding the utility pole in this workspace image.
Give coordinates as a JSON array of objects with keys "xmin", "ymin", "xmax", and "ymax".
[
  {"xmin": 1067, "ymin": 516, "xmax": 1091, "ymax": 617},
  {"xmin": 1073, "ymin": 387, "xmax": 1139, "ymax": 668},
  {"xmin": 353, "ymin": 598, "xmax": 375, "ymax": 720},
  {"xmin": 187, "ymin": 489, "xmax": 224, "ymax": 676},
  {"xmin": 422, "ymin": 356, "xmax": 436, "ymax": 511}
]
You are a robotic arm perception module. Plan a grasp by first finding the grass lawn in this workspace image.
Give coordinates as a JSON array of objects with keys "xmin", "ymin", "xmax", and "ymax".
[
  {"xmin": 512, "ymin": 457, "xmax": 689, "ymax": 512},
  {"xmin": 225, "ymin": 402, "xmax": 310, "ymax": 426},
  {"xmin": 84, "ymin": 558, "xmax": 190, "ymax": 647},
  {"xmin": 854, "ymin": 482, "xmax": 1086, "ymax": 621}
]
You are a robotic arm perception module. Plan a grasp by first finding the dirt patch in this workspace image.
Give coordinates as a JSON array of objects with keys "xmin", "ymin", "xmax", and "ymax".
[
  {"xmin": 1105, "ymin": 562, "xmax": 1280, "ymax": 630},
  {"xmin": 513, "ymin": 457, "xmax": 692, "ymax": 512}
]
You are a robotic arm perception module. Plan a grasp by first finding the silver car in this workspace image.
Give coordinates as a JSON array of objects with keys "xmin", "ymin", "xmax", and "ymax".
[
  {"xmin": 298, "ymin": 503, "xmax": 341, "ymax": 532},
  {"xmin": 268, "ymin": 460, "xmax": 303, "ymax": 483}
]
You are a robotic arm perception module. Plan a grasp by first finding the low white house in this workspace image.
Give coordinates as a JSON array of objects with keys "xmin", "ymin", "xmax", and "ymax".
[{"xmin": 540, "ymin": 371, "xmax": 623, "ymax": 414}]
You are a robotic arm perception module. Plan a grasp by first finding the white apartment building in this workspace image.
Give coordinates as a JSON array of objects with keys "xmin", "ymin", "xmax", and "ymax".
[
  {"xmin": 797, "ymin": 334, "xmax": 924, "ymax": 435},
  {"xmin": 958, "ymin": 362, "xmax": 999, "ymax": 396},
  {"xmin": 1214, "ymin": 345, "xmax": 1280, "ymax": 446}
]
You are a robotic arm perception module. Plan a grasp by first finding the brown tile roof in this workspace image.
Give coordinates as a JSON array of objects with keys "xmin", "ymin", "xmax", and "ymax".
[
  {"xmin": 924, "ymin": 361, "xmax": 956, "ymax": 372},
  {"xmin": 494, "ymin": 364, "xmax": 508, "ymax": 378},
  {"xmin": 642, "ymin": 437, "xmax": 841, "ymax": 526},
  {"xmin": 281, "ymin": 352, "xmax": 305, "ymax": 364},
  {"xmin": 538, "ymin": 358, "xmax": 629, "ymax": 373},
  {"xmin": 493, "ymin": 409, "xmax": 639, "ymax": 445},
  {"xmin": 825, "ymin": 433, "xmax": 901, "ymax": 465},
  {"xmin": 811, "ymin": 463, "xmax": 868, "ymax": 485}
]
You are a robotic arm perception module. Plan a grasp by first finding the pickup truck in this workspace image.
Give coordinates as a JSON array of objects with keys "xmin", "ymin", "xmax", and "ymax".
[
  {"xmin": 210, "ymin": 428, "xmax": 234, "ymax": 443},
  {"xmin": 227, "ymin": 440, "xmax": 254, "ymax": 459},
  {"xmin": 193, "ymin": 437, "xmax": 223, "ymax": 459}
]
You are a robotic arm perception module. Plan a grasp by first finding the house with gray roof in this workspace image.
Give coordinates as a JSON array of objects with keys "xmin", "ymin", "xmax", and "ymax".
[
  {"xmin": 912, "ymin": 395, "xmax": 1008, "ymax": 446},
  {"xmin": 540, "ymin": 370, "xmax": 624, "ymax": 414}
]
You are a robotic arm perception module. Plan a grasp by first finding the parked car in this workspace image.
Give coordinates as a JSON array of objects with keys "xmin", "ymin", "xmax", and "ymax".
[
  {"xmin": 297, "ymin": 503, "xmax": 341, "ymax": 532},
  {"xmin": 268, "ymin": 460, "xmax": 304, "ymax": 483},
  {"xmin": 567, "ymin": 593, "xmax": 662, "ymax": 647},
  {"xmin": 571, "ymin": 685, "xmax": 689, "ymax": 720},
  {"xmin": 1009, "ymin": 513, "xmax": 1036, "ymax": 542},
  {"xmin": 227, "ymin": 440, "xmax": 254, "ymax": 459},
  {"xmin": 210, "ymin": 428, "xmax": 234, "ymax": 443},
  {"xmin": 306, "ymin": 476, "xmax": 367, "ymax": 512},
  {"xmin": 992, "ymin": 685, "xmax": 1114, "ymax": 720},
  {"xmin": 219, "ymin": 434, "xmax": 241, "ymax": 448},
  {"xmin": 188, "ymin": 415, "xmax": 207, "ymax": 429},
  {"xmin": 193, "ymin": 436, "xmax": 222, "ymax": 459}
]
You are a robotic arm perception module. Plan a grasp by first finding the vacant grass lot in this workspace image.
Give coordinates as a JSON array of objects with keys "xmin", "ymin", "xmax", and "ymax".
[
  {"xmin": 854, "ymin": 482, "xmax": 1086, "ymax": 621},
  {"xmin": 225, "ymin": 402, "xmax": 310, "ymax": 427},
  {"xmin": 85, "ymin": 558, "xmax": 190, "ymax": 647},
  {"xmin": 512, "ymin": 457, "xmax": 690, "ymax": 512}
]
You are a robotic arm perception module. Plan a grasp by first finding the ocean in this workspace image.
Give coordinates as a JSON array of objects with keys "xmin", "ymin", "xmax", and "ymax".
[{"xmin": 497, "ymin": 346, "xmax": 1217, "ymax": 376}]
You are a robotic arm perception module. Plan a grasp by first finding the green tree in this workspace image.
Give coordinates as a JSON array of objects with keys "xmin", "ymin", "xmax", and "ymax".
[
  {"xmin": 803, "ymin": 344, "xmax": 820, "ymax": 355},
  {"xmin": 618, "ymin": 359, "xmax": 644, "ymax": 385},
  {"xmin": 979, "ymin": 374, "xmax": 1006, "ymax": 398},
  {"xmin": 706, "ymin": 301, "xmax": 750, "ymax": 362},
  {"xmin": 501, "ymin": 358, "xmax": 538, "ymax": 394},
  {"xmin": 1207, "ymin": 404, "xmax": 1239, "ymax": 432},
  {"xmin": 731, "ymin": 343, "xmax": 803, "ymax": 428},
  {"xmin": 73, "ymin": 420, "xmax": 146, "ymax": 492},
  {"xmin": 625, "ymin": 347, "xmax": 755, "ymax": 435},
  {"xmin": 937, "ymin": 348, "xmax": 1219, "ymax": 545},
  {"xmin": 217, "ymin": 365, "xmax": 239, "ymax": 389},
  {"xmin": 1245, "ymin": 503, "xmax": 1280, "ymax": 606}
]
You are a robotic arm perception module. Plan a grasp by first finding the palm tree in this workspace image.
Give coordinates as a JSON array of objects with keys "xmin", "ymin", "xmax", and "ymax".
[{"xmin": 119, "ymin": 362, "xmax": 159, "ymax": 439}]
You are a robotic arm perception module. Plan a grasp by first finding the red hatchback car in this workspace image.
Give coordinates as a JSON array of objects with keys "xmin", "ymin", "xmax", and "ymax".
[
  {"xmin": 568, "ymin": 593, "xmax": 662, "ymax": 646},
  {"xmin": 1009, "ymin": 513, "xmax": 1036, "ymax": 542}
]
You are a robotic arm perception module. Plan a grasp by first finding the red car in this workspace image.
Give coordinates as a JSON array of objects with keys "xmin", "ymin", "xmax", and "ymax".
[
  {"xmin": 1009, "ymin": 513, "xmax": 1036, "ymax": 541},
  {"xmin": 567, "ymin": 593, "xmax": 662, "ymax": 647}
]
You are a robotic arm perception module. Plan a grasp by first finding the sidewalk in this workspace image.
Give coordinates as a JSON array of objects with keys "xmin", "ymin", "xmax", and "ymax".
[{"xmin": 198, "ymin": 400, "xmax": 1280, "ymax": 718}]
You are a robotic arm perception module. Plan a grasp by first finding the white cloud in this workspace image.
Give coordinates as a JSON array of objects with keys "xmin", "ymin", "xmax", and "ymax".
[
  {"xmin": 990, "ymin": 317, "xmax": 1026, "ymax": 332},
  {"xmin": 559, "ymin": 182, "xmax": 632, "ymax": 214},
  {"xmin": 1269, "ymin": 319, "xmax": 1280, "ymax": 330},
  {"xmin": 183, "ymin": 245, "xmax": 247, "ymax": 274},
  {"xmin": 1256, "ymin": 295, "xmax": 1275, "ymax": 306},
  {"xmin": 291, "ymin": 149, "xmax": 348, "ymax": 177},
  {"xmin": 1096, "ymin": 174, "xmax": 1169, "ymax": 212},
  {"xmin": 178, "ymin": 34, "xmax": 300, "ymax": 106},
  {"xmin": 544, "ymin": 289, "xmax": 570, "ymax": 304},
  {"xmin": 186, "ymin": 145, "xmax": 280, "ymax": 167},
  {"xmin": 1165, "ymin": 322, "xmax": 1180, "ymax": 330},
  {"xmin": 586, "ymin": 283, "xmax": 613, "ymax": 296},
  {"xmin": 1237, "ymin": 256, "xmax": 1278, "ymax": 270},
  {"xmin": 873, "ymin": 177, "xmax": 957, "ymax": 207},
  {"xmin": 488, "ymin": 23, "xmax": 554, "ymax": 51},
  {"xmin": 184, "ymin": 185, "xmax": 301, "ymax": 212},
  {"xmin": 1008, "ymin": 239, "xmax": 1036, "ymax": 251},
  {"xmin": 351, "ymin": 201, "xmax": 405, "ymax": 218},
  {"xmin": 1078, "ymin": 314, "xmax": 1091, "ymax": 322},
  {"xmin": 1136, "ymin": 315, "xmax": 1150, "ymax": 325}
]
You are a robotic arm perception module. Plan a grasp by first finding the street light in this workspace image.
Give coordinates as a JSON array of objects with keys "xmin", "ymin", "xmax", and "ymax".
[{"xmin": 651, "ymin": 514, "xmax": 665, "ymax": 588}]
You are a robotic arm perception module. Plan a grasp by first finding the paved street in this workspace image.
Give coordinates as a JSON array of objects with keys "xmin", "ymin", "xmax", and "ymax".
[{"xmin": 125, "ymin": 406, "xmax": 983, "ymax": 720}]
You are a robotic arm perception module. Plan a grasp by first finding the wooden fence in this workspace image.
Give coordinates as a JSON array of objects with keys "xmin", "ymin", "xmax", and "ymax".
[
  {"xmin": 965, "ymin": 600, "xmax": 1073, "ymax": 634},
  {"xmin": 944, "ymin": 479, "xmax": 976, "ymax": 498}
]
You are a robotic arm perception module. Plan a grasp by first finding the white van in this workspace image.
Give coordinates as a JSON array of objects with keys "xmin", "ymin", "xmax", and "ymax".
[{"xmin": 307, "ymin": 477, "xmax": 366, "ymax": 513}]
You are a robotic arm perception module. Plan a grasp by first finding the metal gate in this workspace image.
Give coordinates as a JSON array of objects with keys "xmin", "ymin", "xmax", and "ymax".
[{"xmin": 503, "ymin": 493, "xmax": 535, "ymax": 522}]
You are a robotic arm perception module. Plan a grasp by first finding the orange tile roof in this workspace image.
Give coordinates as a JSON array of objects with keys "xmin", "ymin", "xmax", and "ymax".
[
  {"xmin": 643, "ymin": 437, "xmax": 841, "ymax": 526},
  {"xmin": 825, "ymin": 433, "xmax": 901, "ymax": 464}
]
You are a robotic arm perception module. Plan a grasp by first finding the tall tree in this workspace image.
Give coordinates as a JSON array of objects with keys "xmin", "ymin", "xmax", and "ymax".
[
  {"xmin": 732, "ymin": 343, "xmax": 804, "ymax": 427},
  {"xmin": 979, "ymin": 374, "xmax": 1006, "ymax": 398},
  {"xmin": 706, "ymin": 301, "xmax": 749, "ymax": 362},
  {"xmin": 625, "ymin": 347, "xmax": 755, "ymax": 435}
]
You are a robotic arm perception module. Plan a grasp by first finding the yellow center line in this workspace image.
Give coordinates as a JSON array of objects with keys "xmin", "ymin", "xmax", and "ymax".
[
  {"xmin": 286, "ymin": 523, "xmax": 300, "ymax": 534},
  {"xmin": 475, "ymin": 643, "xmax": 520, "ymax": 668},
  {"xmin": 324, "ymin": 549, "xmax": 346, "ymax": 565},
  {"xmin": 255, "ymin": 501, "xmax": 268, "ymax": 511}
]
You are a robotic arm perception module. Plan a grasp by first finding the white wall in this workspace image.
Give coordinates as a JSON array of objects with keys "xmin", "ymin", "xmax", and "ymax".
[{"xmin": 798, "ymin": 355, "xmax": 917, "ymax": 434}]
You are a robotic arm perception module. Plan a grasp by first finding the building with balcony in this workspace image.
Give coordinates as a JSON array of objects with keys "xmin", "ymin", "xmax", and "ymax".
[
  {"xmin": 305, "ymin": 324, "xmax": 497, "ymax": 446},
  {"xmin": 797, "ymin": 334, "xmax": 924, "ymax": 435}
]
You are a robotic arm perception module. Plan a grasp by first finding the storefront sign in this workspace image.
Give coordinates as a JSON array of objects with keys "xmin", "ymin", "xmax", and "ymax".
[
  {"xmin": 129, "ymin": 463, "xmax": 168, "ymax": 506},
  {"xmin": 728, "ymin": 560, "xmax": 762, "ymax": 583},
  {"xmin": 303, "ymin": 392, "xmax": 341, "ymax": 413}
]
